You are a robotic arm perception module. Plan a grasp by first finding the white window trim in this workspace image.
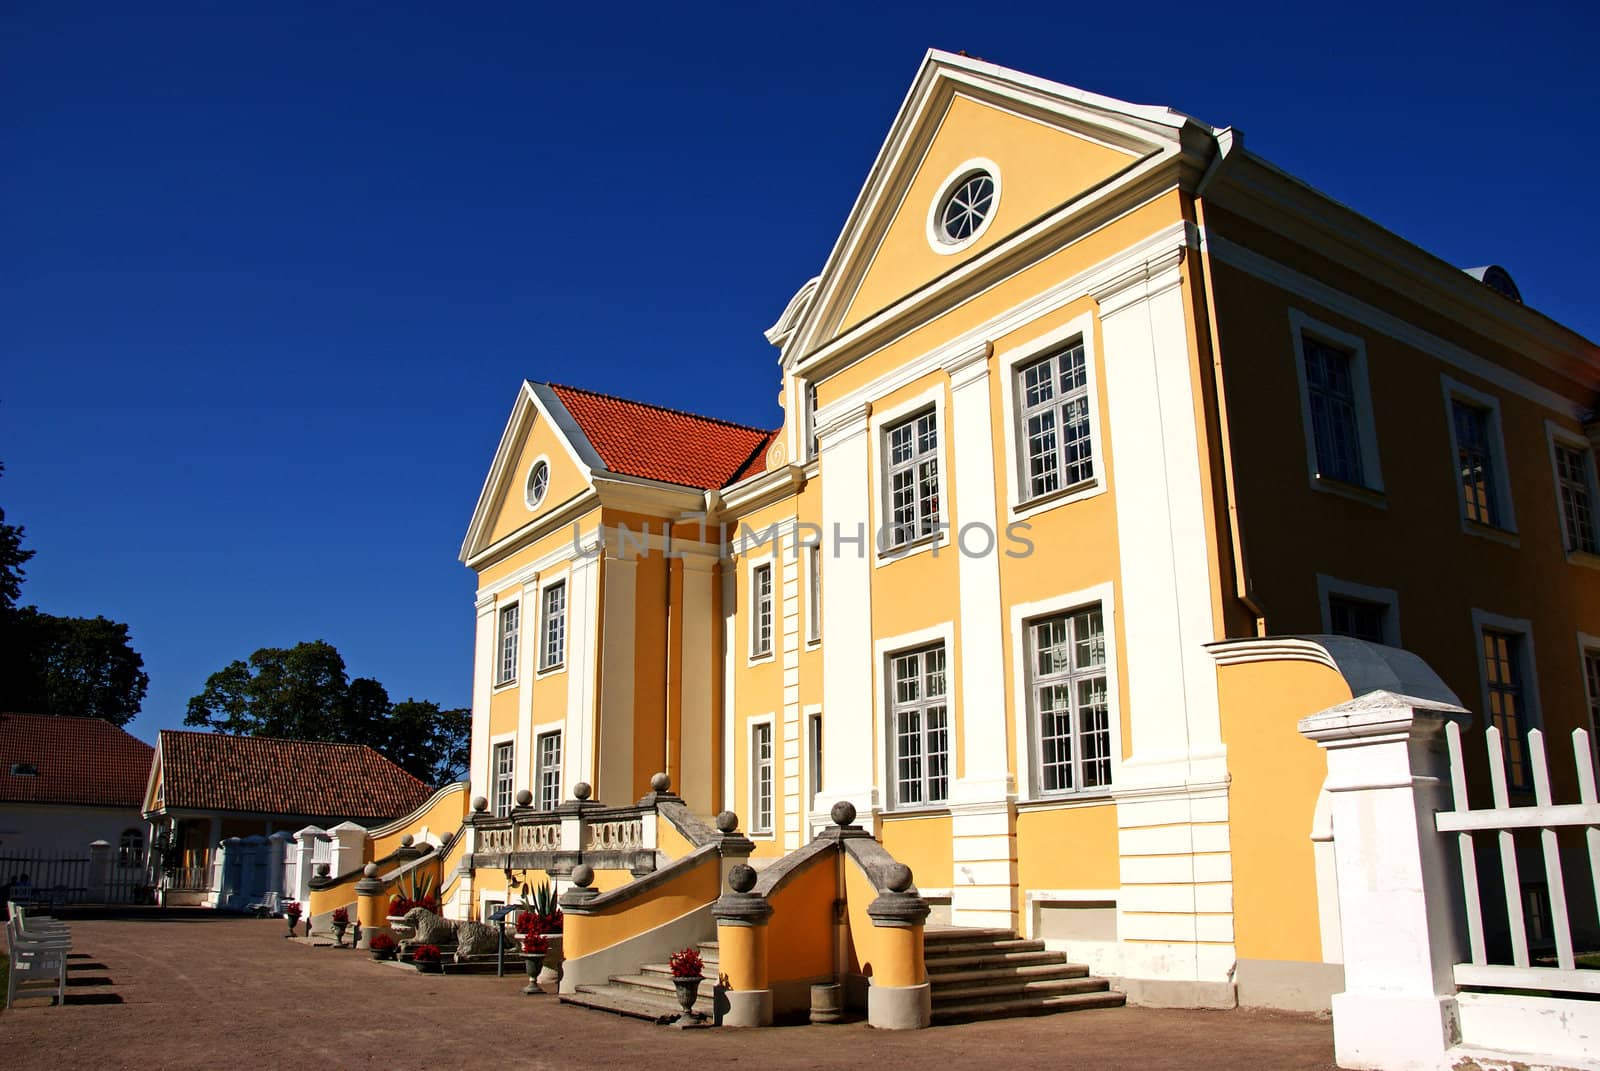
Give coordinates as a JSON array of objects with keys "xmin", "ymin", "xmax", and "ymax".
[
  {"xmin": 867, "ymin": 383, "xmax": 951, "ymax": 568},
  {"xmin": 1288, "ymin": 309, "xmax": 1385, "ymax": 503},
  {"xmin": 535, "ymin": 573, "xmax": 568, "ymax": 677},
  {"xmin": 524, "ymin": 453, "xmax": 553, "ymax": 511},
  {"xmin": 803, "ymin": 543, "xmax": 822, "ymax": 648},
  {"xmin": 1443, "ymin": 375, "xmax": 1518, "ymax": 541},
  {"xmin": 1470, "ymin": 609, "xmax": 1543, "ymax": 784},
  {"xmin": 924, "ymin": 157, "xmax": 1002, "ymax": 256},
  {"xmin": 996, "ymin": 310, "xmax": 1109, "ymax": 522},
  {"xmin": 489, "ymin": 732, "xmax": 518, "ymax": 817},
  {"xmin": 1009, "ymin": 582, "xmax": 1122, "ymax": 802},
  {"xmin": 1578, "ymin": 632, "xmax": 1600, "ymax": 758},
  {"xmin": 1316, "ymin": 574, "xmax": 1402, "ymax": 647},
  {"xmin": 493, "ymin": 601, "xmax": 520, "ymax": 690},
  {"xmin": 873, "ymin": 621, "xmax": 957, "ymax": 813},
  {"xmin": 745, "ymin": 554, "xmax": 777, "ymax": 666},
  {"xmin": 747, "ymin": 712, "xmax": 776, "ymax": 838},
  {"xmin": 803, "ymin": 703, "xmax": 823, "ymax": 815},
  {"xmin": 1544, "ymin": 420, "xmax": 1600, "ymax": 568},
  {"xmin": 532, "ymin": 721, "xmax": 563, "ymax": 811}
]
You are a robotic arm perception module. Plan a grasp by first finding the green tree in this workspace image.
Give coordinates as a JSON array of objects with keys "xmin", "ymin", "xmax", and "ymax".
[
  {"xmin": 185, "ymin": 640, "xmax": 467, "ymax": 784},
  {"xmin": 0, "ymin": 462, "xmax": 32, "ymax": 613}
]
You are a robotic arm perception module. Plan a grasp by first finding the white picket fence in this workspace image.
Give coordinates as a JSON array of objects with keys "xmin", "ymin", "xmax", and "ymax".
[{"xmin": 1438, "ymin": 721, "xmax": 1600, "ymax": 996}]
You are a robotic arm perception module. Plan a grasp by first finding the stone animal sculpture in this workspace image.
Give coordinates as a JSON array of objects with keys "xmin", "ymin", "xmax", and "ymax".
[{"xmin": 400, "ymin": 907, "xmax": 509, "ymax": 959}]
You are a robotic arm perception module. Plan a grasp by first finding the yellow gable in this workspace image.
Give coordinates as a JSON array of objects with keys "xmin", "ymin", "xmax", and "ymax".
[
  {"xmin": 840, "ymin": 93, "xmax": 1141, "ymax": 330},
  {"xmin": 485, "ymin": 403, "xmax": 591, "ymax": 546}
]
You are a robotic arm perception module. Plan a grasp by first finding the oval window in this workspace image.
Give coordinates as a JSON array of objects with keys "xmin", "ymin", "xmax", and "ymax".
[{"xmin": 525, "ymin": 460, "xmax": 550, "ymax": 510}]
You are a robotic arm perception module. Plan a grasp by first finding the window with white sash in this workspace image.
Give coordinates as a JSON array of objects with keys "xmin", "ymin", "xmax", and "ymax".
[
  {"xmin": 888, "ymin": 643, "xmax": 949, "ymax": 807},
  {"xmin": 751, "ymin": 722, "xmax": 773, "ymax": 834},
  {"xmin": 751, "ymin": 563, "xmax": 773, "ymax": 658},
  {"xmin": 540, "ymin": 581, "xmax": 567, "ymax": 671},
  {"xmin": 884, "ymin": 410, "xmax": 941, "ymax": 548},
  {"xmin": 535, "ymin": 731, "xmax": 561, "ymax": 811},
  {"xmin": 492, "ymin": 741, "xmax": 514, "ymax": 817},
  {"xmin": 806, "ymin": 545, "xmax": 821, "ymax": 644},
  {"xmin": 1017, "ymin": 341, "xmax": 1094, "ymax": 500},
  {"xmin": 1028, "ymin": 607, "xmax": 1111, "ymax": 794},
  {"xmin": 1553, "ymin": 440, "xmax": 1598, "ymax": 555},
  {"xmin": 496, "ymin": 604, "xmax": 519, "ymax": 686}
]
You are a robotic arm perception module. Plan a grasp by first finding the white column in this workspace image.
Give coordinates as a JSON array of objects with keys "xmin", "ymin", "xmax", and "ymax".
[
  {"xmin": 1300, "ymin": 692, "xmax": 1469, "ymax": 1071},
  {"xmin": 469, "ymin": 592, "xmax": 497, "ymax": 805},
  {"xmin": 679, "ymin": 555, "xmax": 717, "ymax": 814},
  {"xmin": 1098, "ymin": 243, "xmax": 1234, "ymax": 999},
  {"xmin": 564, "ymin": 552, "xmax": 600, "ymax": 796},
  {"xmin": 945, "ymin": 340, "xmax": 1017, "ymax": 928},
  {"xmin": 266, "ymin": 831, "xmax": 293, "ymax": 899},
  {"xmin": 516, "ymin": 574, "xmax": 539, "ymax": 794},
  {"xmin": 326, "ymin": 821, "xmax": 367, "ymax": 880},
  {"xmin": 291, "ymin": 826, "xmax": 323, "ymax": 905},
  {"xmin": 817, "ymin": 401, "xmax": 878, "ymax": 830},
  {"xmin": 597, "ymin": 550, "xmax": 638, "ymax": 803}
]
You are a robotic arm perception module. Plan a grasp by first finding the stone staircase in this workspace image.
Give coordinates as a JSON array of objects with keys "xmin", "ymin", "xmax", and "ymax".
[
  {"xmin": 560, "ymin": 940, "xmax": 721, "ymax": 1022},
  {"xmin": 925, "ymin": 927, "xmax": 1125, "ymax": 1024}
]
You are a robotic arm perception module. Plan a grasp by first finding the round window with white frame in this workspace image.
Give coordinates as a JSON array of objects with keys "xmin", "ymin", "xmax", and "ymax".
[
  {"xmin": 525, "ymin": 458, "xmax": 551, "ymax": 510},
  {"xmin": 926, "ymin": 159, "xmax": 1001, "ymax": 255}
]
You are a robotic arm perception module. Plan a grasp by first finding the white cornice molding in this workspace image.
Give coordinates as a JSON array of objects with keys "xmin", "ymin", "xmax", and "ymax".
[
  {"xmin": 715, "ymin": 462, "xmax": 807, "ymax": 517},
  {"xmin": 814, "ymin": 399, "xmax": 872, "ymax": 446},
  {"xmin": 1206, "ymin": 636, "xmax": 1338, "ymax": 671},
  {"xmin": 769, "ymin": 275, "xmax": 821, "ymax": 358},
  {"xmin": 1091, "ymin": 242, "xmax": 1187, "ymax": 318},
  {"xmin": 463, "ymin": 492, "xmax": 599, "ymax": 573},
  {"xmin": 943, "ymin": 339, "xmax": 994, "ymax": 387}
]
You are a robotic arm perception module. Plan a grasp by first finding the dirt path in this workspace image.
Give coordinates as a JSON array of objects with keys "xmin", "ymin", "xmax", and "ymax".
[{"xmin": 0, "ymin": 912, "xmax": 1337, "ymax": 1070}]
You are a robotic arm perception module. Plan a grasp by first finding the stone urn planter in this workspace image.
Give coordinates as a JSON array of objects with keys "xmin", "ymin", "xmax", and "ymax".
[
  {"xmin": 668, "ymin": 946, "xmax": 705, "ymax": 1027},
  {"xmin": 369, "ymin": 934, "xmax": 398, "ymax": 961},
  {"xmin": 521, "ymin": 953, "xmax": 546, "ymax": 995},
  {"xmin": 672, "ymin": 976, "xmax": 703, "ymax": 1022},
  {"xmin": 282, "ymin": 911, "xmax": 302, "ymax": 939}
]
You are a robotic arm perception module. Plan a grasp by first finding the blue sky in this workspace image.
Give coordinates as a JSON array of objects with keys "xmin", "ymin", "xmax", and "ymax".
[{"xmin": 3, "ymin": 2, "xmax": 1596, "ymax": 747}]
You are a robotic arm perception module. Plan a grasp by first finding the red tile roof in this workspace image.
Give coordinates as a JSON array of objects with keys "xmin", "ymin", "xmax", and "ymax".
[
  {"xmin": 153, "ymin": 731, "xmax": 433, "ymax": 822},
  {"xmin": 547, "ymin": 383, "xmax": 777, "ymax": 490},
  {"xmin": 0, "ymin": 712, "xmax": 154, "ymax": 809}
]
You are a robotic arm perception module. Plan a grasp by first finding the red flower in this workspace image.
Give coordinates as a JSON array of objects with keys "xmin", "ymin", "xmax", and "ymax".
[
  {"xmin": 412, "ymin": 944, "xmax": 442, "ymax": 963},
  {"xmin": 668, "ymin": 947, "xmax": 703, "ymax": 979},
  {"xmin": 369, "ymin": 932, "xmax": 397, "ymax": 951},
  {"xmin": 520, "ymin": 933, "xmax": 549, "ymax": 956},
  {"xmin": 331, "ymin": 907, "xmax": 349, "ymax": 924}
]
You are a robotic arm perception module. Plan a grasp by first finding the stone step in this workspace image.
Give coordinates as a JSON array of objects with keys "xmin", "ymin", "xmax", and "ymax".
[
  {"xmin": 924, "ymin": 938, "xmax": 1048, "ymax": 959},
  {"xmin": 923, "ymin": 927, "xmax": 1017, "ymax": 945},
  {"xmin": 924, "ymin": 949, "xmax": 1064, "ymax": 971},
  {"xmin": 606, "ymin": 972, "xmax": 716, "ymax": 1011},
  {"xmin": 562, "ymin": 985, "xmax": 687, "ymax": 1024},
  {"xmin": 930, "ymin": 989, "xmax": 1126, "ymax": 1025},
  {"xmin": 932, "ymin": 975, "xmax": 1111, "ymax": 1005},
  {"xmin": 928, "ymin": 962, "xmax": 1091, "ymax": 987},
  {"xmin": 640, "ymin": 962, "xmax": 718, "ymax": 983}
]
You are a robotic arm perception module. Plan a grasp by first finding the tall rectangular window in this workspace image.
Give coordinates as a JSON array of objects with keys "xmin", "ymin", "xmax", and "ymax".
[
  {"xmin": 1018, "ymin": 341, "xmax": 1094, "ymax": 499},
  {"xmin": 1303, "ymin": 337, "xmax": 1365, "ymax": 485},
  {"xmin": 807, "ymin": 712, "xmax": 823, "ymax": 802},
  {"xmin": 1328, "ymin": 595, "xmax": 1388, "ymax": 645},
  {"xmin": 1454, "ymin": 400, "xmax": 1502, "ymax": 527},
  {"xmin": 886, "ymin": 411, "xmax": 941, "ymax": 548},
  {"xmin": 889, "ymin": 644, "xmax": 949, "ymax": 807},
  {"xmin": 497, "ymin": 604, "xmax": 520, "ymax": 685},
  {"xmin": 751, "ymin": 563, "xmax": 773, "ymax": 658},
  {"xmin": 752, "ymin": 723, "xmax": 773, "ymax": 833},
  {"xmin": 492, "ymin": 741, "xmax": 514, "ymax": 817},
  {"xmin": 1554, "ymin": 443, "xmax": 1598, "ymax": 554},
  {"xmin": 1030, "ymin": 608, "xmax": 1111, "ymax": 794},
  {"xmin": 535, "ymin": 731, "xmax": 561, "ymax": 811},
  {"xmin": 541, "ymin": 582, "xmax": 567, "ymax": 670},
  {"xmin": 806, "ymin": 545, "xmax": 821, "ymax": 643},
  {"xmin": 1584, "ymin": 648, "xmax": 1600, "ymax": 743},
  {"xmin": 1482, "ymin": 629, "xmax": 1532, "ymax": 790},
  {"xmin": 805, "ymin": 381, "xmax": 819, "ymax": 460}
]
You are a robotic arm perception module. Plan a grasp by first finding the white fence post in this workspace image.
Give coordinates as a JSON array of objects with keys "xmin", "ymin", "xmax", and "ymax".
[
  {"xmin": 290, "ymin": 826, "xmax": 324, "ymax": 906},
  {"xmin": 267, "ymin": 831, "xmax": 293, "ymax": 901},
  {"xmin": 326, "ymin": 821, "xmax": 367, "ymax": 880},
  {"xmin": 87, "ymin": 840, "xmax": 113, "ymax": 902},
  {"xmin": 1299, "ymin": 690, "xmax": 1469, "ymax": 1071}
]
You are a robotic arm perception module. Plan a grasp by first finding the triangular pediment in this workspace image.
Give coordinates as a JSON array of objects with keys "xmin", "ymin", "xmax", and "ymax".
[
  {"xmin": 459, "ymin": 382, "xmax": 604, "ymax": 565},
  {"xmin": 782, "ymin": 51, "xmax": 1209, "ymax": 366}
]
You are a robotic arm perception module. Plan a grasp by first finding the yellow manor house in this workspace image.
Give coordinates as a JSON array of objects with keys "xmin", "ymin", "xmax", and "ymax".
[{"xmin": 299, "ymin": 52, "xmax": 1600, "ymax": 1035}]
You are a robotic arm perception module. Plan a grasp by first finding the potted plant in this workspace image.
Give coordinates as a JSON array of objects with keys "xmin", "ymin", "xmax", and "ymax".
[
  {"xmin": 331, "ymin": 907, "xmax": 349, "ymax": 945},
  {"xmin": 519, "ymin": 932, "xmax": 549, "ymax": 995},
  {"xmin": 281, "ymin": 901, "xmax": 303, "ymax": 939},
  {"xmin": 412, "ymin": 943, "xmax": 443, "ymax": 974},
  {"xmin": 517, "ymin": 881, "xmax": 565, "ymax": 986},
  {"xmin": 369, "ymin": 931, "xmax": 398, "ymax": 961},
  {"xmin": 668, "ymin": 947, "xmax": 704, "ymax": 1025}
]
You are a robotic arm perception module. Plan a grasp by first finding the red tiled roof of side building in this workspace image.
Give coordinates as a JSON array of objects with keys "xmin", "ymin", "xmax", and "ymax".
[
  {"xmin": 547, "ymin": 382, "xmax": 776, "ymax": 490},
  {"xmin": 0, "ymin": 712, "xmax": 155, "ymax": 809},
  {"xmin": 153, "ymin": 730, "xmax": 434, "ymax": 822}
]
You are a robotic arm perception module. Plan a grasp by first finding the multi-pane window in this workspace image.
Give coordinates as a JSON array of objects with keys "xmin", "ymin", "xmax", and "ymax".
[
  {"xmin": 752, "ymin": 723, "xmax": 773, "ymax": 833},
  {"xmin": 1554, "ymin": 443, "xmax": 1598, "ymax": 554},
  {"xmin": 1453, "ymin": 400, "xmax": 1502, "ymax": 527},
  {"xmin": 808, "ymin": 712, "xmax": 823, "ymax": 802},
  {"xmin": 497, "ymin": 604, "xmax": 520, "ymax": 685},
  {"xmin": 751, "ymin": 564, "xmax": 774, "ymax": 657},
  {"xmin": 1584, "ymin": 648, "xmax": 1600, "ymax": 743},
  {"xmin": 1018, "ymin": 342, "xmax": 1094, "ymax": 499},
  {"xmin": 1303, "ymin": 338, "xmax": 1365, "ymax": 485},
  {"xmin": 1482, "ymin": 629, "xmax": 1532, "ymax": 790},
  {"xmin": 889, "ymin": 644, "xmax": 949, "ymax": 807},
  {"xmin": 806, "ymin": 546, "xmax": 821, "ymax": 643},
  {"xmin": 492, "ymin": 741, "xmax": 515, "ymax": 817},
  {"xmin": 805, "ymin": 381, "xmax": 819, "ymax": 460},
  {"xmin": 541, "ymin": 582, "xmax": 567, "ymax": 670},
  {"xmin": 886, "ymin": 411, "xmax": 941, "ymax": 548},
  {"xmin": 1030, "ymin": 608, "xmax": 1111, "ymax": 794},
  {"xmin": 535, "ymin": 731, "xmax": 562, "ymax": 811},
  {"xmin": 118, "ymin": 829, "xmax": 144, "ymax": 869},
  {"xmin": 1328, "ymin": 595, "xmax": 1388, "ymax": 646}
]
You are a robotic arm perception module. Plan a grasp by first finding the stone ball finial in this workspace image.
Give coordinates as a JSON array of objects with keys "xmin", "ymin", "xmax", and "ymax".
[
  {"xmin": 830, "ymin": 800, "xmax": 857, "ymax": 827},
  {"xmin": 314, "ymin": 863, "xmax": 330, "ymax": 877},
  {"xmin": 572, "ymin": 863, "xmax": 594, "ymax": 888},
  {"xmin": 885, "ymin": 863, "xmax": 913, "ymax": 893},
  {"xmin": 573, "ymin": 782, "xmax": 592, "ymax": 801},
  {"xmin": 363, "ymin": 862, "xmax": 378, "ymax": 878},
  {"xmin": 515, "ymin": 788, "xmax": 533, "ymax": 807},
  {"xmin": 650, "ymin": 771, "xmax": 671, "ymax": 793},
  {"xmin": 715, "ymin": 810, "xmax": 739, "ymax": 833},
  {"xmin": 728, "ymin": 863, "xmax": 757, "ymax": 895},
  {"xmin": 400, "ymin": 833, "xmax": 414, "ymax": 848},
  {"xmin": 471, "ymin": 795, "xmax": 488, "ymax": 813}
]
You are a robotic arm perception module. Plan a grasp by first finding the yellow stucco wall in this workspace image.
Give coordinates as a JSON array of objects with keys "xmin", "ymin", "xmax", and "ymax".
[
  {"xmin": 486, "ymin": 398, "xmax": 591, "ymax": 547},
  {"xmin": 879, "ymin": 814, "xmax": 952, "ymax": 891},
  {"xmin": 563, "ymin": 855, "xmax": 721, "ymax": 959},
  {"xmin": 1016, "ymin": 802, "xmax": 1120, "ymax": 892},
  {"xmin": 765, "ymin": 852, "xmax": 839, "ymax": 983}
]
